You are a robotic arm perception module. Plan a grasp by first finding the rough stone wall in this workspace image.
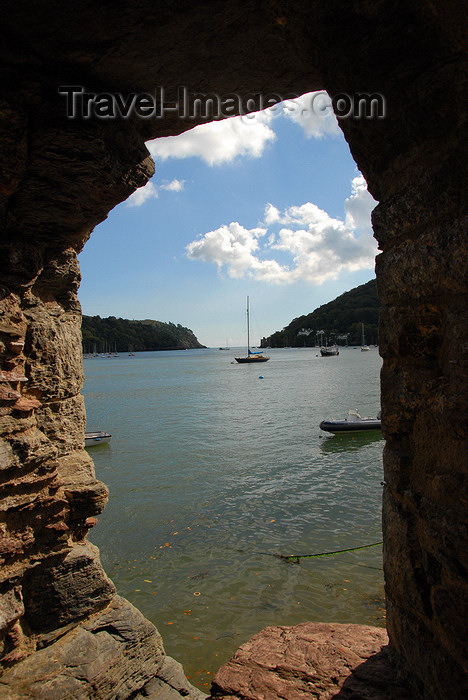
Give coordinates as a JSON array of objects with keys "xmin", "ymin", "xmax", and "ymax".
[
  {"xmin": 376, "ymin": 170, "xmax": 468, "ymax": 695},
  {"xmin": 0, "ymin": 89, "xmax": 169, "ymax": 693},
  {"xmin": 0, "ymin": 93, "xmax": 208, "ymax": 697},
  {"xmin": 305, "ymin": 4, "xmax": 468, "ymax": 695},
  {"xmin": 0, "ymin": 1, "xmax": 467, "ymax": 698}
]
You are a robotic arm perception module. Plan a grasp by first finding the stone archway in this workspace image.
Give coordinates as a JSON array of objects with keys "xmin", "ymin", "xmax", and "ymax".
[{"xmin": 1, "ymin": 2, "xmax": 467, "ymax": 698}]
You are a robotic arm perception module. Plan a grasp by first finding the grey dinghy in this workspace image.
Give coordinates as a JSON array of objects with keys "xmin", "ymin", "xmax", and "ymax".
[
  {"xmin": 319, "ymin": 409, "xmax": 381, "ymax": 434},
  {"xmin": 85, "ymin": 431, "xmax": 112, "ymax": 447}
]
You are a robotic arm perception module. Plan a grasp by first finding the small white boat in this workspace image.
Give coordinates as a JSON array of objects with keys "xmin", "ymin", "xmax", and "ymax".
[
  {"xmin": 320, "ymin": 409, "xmax": 381, "ymax": 434},
  {"xmin": 85, "ymin": 431, "xmax": 112, "ymax": 447},
  {"xmin": 361, "ymin": 323, "xmax": 370, "ymax": 351}
]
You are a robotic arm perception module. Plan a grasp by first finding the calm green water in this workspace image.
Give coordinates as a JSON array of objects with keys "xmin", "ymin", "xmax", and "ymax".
[{"xmin": 83, "ymin": 347, "xmax": 384, "ymax": 690}]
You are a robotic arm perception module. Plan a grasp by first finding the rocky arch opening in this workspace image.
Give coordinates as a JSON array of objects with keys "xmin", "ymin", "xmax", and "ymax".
[
  {"xmin": 0, "ymin": 2, "xmax": 466, "ymax": 698},
  {"xmin": 79, "ymin": 96, "xmax": 382, "ymax": 687},
  {"xmin": 78, "ymin": 92, "xmax": 375, "ymax": 347}
]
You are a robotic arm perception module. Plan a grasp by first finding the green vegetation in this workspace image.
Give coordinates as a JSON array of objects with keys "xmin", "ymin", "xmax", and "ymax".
[
  {"xmin": 82, "ymin": 316, "xmax": 205, "ymax": 353},
  {"xmin": 261, "ymin": 279, "xmax": 380, "ymax": 348}
]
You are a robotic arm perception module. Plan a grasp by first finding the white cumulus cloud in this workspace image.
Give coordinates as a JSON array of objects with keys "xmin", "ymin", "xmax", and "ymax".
[
  {"xmin": 186, "ymin": 222, "xmax": 275, "ymax": 278},
  {"xmin": 148, "ymin": 116, "xmax": 276, "ymax": 166},
  {"xmin": 160, "ymin": 178, "xmax": 185, "ymax": 192},
  {"xmin": 146, "ymin": 91, "xmax": 339, "ymax": 167},
  {"xmin": 264, "ymin": 203, "xmax": 282, "ymax": 225},
  {"xmin": 344, "ymin": 175, "xmax": 375, "ymax": 234},
  {"xmin": 282, "ymin": 92, "xmax": 340, "ymax": 138},
  {"xmin": 126, "ymin": 181, "xmax": 159, "ymax": 207},
  {"xmin": 186, "ymin": 176, "xmax": 377, "ymax": 285},
  {"xmin": 126, "ymin": 178, "xmax": 185, "ymax": 206}
]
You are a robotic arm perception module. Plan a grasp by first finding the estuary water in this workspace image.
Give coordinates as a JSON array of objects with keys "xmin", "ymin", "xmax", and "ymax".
[{"xmin": 83, "ymin": 346, "xmax": 384, "ymax": 690}]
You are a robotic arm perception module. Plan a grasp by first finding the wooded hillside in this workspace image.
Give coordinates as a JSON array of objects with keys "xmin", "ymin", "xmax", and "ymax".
[
  {"xmin": 261, "ymin": 279, "xmax": 380, "ymax": 347},
  {"xmin": 82, "ymin": 316, "xmax": 205, "ymax": 352}
]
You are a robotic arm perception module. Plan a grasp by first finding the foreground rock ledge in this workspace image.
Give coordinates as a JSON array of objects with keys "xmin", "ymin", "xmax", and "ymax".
[
  {"xmin": 0, "ymin": 595, "xmax": 206, "ymax": 700},
  {"xmin": 209, "ymin": 622, "xmax": 413, "ymax": 700}
]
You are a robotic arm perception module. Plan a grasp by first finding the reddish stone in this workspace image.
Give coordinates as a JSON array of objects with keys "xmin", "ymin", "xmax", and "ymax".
[
  {"xmin": 12, "ymin": 397, "xmax": 41, "ymax": 412},
  {"xmin": 44, "ymin": 521, "xmax": 69, "ymax": 532},
  {"xmin": 210, "ymin": 622, "xmax": 413, "ymax": 700},
  {"xmin": 0, "ymin": 385, "xmax": 21, "ymax": 402},
  {"xmin": 0, "ymin": 370, "xmax": 28, "ymax": 382},
  {"xmin": 9, "ymin": 340, "xmax": 25, "ymax": 355}
]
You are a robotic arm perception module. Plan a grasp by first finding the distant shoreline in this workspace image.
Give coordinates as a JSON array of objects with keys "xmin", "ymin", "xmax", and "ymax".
[{"xmin": 81, "ymin": 314, "xmax": 205, "ymax": 353}]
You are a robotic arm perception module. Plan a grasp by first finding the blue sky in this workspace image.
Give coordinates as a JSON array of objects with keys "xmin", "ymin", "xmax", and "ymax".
[{"xmin": 78, "ymin": 93, "xmax": 378, "ymax": 347}]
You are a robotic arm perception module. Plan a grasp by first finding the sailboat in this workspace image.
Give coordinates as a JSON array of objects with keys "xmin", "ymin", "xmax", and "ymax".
[
  {"xmin": 235, "ymin": 297, "xmax": 270, "ymax": 363},
  {"xmin": 361, "ymin": 322, "xmax": 370, "ymax": 351}
]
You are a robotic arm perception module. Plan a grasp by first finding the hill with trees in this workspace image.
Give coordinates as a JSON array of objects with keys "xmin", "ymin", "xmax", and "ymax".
[
  {"xmin": 261, "ymin": 279, "xmax": 380, "ymax": 348},
  {"xmin": 81, "ymin": 316, "xmax": 205, "ymax": 353}
]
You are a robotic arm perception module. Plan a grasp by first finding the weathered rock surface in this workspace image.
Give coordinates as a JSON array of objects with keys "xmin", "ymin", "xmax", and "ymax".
[
  {"xmin": 22, "ymin": 542, "xmax": 116, "ymax": 632},
  {"xmin": 0, "ymin": 595, "xmax": 177, "ymax": 699},
  {"xmin": 209, "ymin": 622, "xmax": 412, "ymax": 700},
  {"xmin": 136, "ymin": 656, "xmax": 208, "ymax": 700}
]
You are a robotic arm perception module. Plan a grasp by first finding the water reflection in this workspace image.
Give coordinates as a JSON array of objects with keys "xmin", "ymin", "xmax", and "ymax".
[{"xmin": 320, "ymin": 431, "xmax": 384, "ymax": 453}]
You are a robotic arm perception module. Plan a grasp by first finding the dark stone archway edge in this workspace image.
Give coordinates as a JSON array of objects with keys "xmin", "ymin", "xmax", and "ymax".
[{"xmin": 208, "ymin": 622, "xmax": 412, "ymax": 700}]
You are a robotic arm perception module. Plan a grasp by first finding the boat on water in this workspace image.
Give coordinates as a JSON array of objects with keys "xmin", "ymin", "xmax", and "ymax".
[
  {"xmin": 319, "ymin": 409, "xmax": 381, "ymax": 434},
  {"xmin": 235, "ymin": 297, "xmax": 269, "ymax": 363},
  {"xmin": 320, "ymin": 344, "xmax": 339, "ymax": 356},
  {"xmin": 85, "ymin": 431, "xmax": 112, "ymax": 447},
  {"xmin": 361, "ymin": 323, "xmax": 370, "ymax": 351}
]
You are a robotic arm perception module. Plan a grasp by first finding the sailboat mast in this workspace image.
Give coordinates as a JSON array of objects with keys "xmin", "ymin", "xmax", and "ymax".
[{"xmin": 247, "ymin": 296, "xmax": 250, "ymax": 353}]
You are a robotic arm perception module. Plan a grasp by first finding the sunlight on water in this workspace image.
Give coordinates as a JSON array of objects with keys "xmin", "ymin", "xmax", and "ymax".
[{"xmin": 83, "ymin": 346, "xmax": 384, "ymax": 690}]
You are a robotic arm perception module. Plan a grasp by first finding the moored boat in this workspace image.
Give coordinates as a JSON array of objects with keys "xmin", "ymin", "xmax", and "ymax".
[
  {"xmin": 320, "ymin": 344, "xmax": 339, "ymax": 356},
  {"xmin": 319, "ymin": 409, "xmax": 381, "ymax": 434},
  {"xmin": 85, "ymin": 431, "xmax": 111, "ymax": 447},
  {"xmin": 235, "ymin": 297, "xmax": 269, "ymax": 363},
  {"xmin": 235, "ymin": 352, "xmax": 269, "ymax": 363},
  {"xmin": 361, "ymin": 322, "xmax": 370, "ymax": 351}
]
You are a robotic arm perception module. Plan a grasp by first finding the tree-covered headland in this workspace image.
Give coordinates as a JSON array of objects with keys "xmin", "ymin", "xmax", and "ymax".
[
  {"xmin": 82, "ymin": 316, "xmax": 205, "ymax": 353},
  {"xmin": 261, "ymin": 279, "xmax": 380, "ymax": 348}
]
